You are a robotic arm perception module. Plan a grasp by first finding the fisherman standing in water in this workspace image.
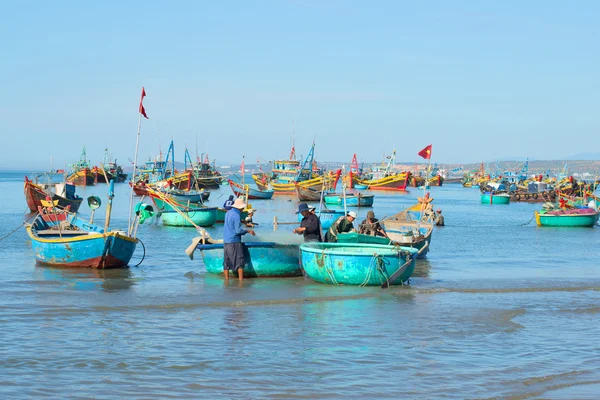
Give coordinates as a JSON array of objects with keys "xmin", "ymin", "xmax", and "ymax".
[{"xmin": 223, "ymin": 198, "xmax": 255, "ymax": 281}]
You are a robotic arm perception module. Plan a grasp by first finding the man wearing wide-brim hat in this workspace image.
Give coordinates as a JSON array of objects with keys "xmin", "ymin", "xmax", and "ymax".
[
  {"xmin": 223, "ymin": 198, "xmax": 255, "ymax": 281},
  {"xmin": 292, "ymin": 203, "xmax": 322, "ymax": 242}
]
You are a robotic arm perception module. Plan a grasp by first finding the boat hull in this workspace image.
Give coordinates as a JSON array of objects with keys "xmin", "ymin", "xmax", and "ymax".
[
  {"xmin": 229, "ymin": 180, "xmax": 274, "ymax": 199},
  {"xmin": 28, "ymin": 228, "xmax": 137, "ymax": 268},
  {"xmin": 159, "ymin": 208, "xmax": 217, "ymax": 227},
  {"xmin": 68, "ymin": 169, "xmax": 95, "ymax": 186},
  {"xmin": 337, "ymin": 232, "xmax": 393, "ymax": 245},
  {"xmin": 216, "ymin": 208, "xmax": 249, "ymax": 223},
  {"xmin": 340, "ymin": 194, "xmax": 374, "ymax": 207},
  {"xmin": 300, "ymin": 243, "xmax": 418, "ymax": 286},
  {"xmin": 535, "ymin": 211, "xmax": 599, "ymax": 227},
  {"xmin": 480, "ymin": 193, "xmax": 511, "ymax": 204},
  {"xmin": 357, "ymin": 172, "xmax": 410, "ymax": 191},
  {"xmin": 24, "ymin": 178, "xmax": 83, "ymax": 213},
  {"xmin": 324, "ymin": 194, "xmax": 340, "ymax": 204},
  {"xmin": 198, "ymin": 242, "xmax": 301, "ymax": 277}
]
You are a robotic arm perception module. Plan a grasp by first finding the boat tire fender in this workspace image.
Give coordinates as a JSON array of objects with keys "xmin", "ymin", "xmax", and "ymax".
[
  {"xmin": 524, "ymin": 193, "xmax": 530, "ymax": 200},
  {"xmin": 514, "ymin": 194, "xmax": 521, "ymax": 201},
  {"xmin": 532, "ymin": 193, "xmax": 538, "ymax": 200}
]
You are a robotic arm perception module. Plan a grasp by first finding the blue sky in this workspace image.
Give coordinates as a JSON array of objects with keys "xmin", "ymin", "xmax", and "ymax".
[{"xmin": 0, "ymin": 1, "xmax": 598, "ymax": 169}]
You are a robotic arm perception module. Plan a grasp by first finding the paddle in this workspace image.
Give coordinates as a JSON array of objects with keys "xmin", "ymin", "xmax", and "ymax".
[{"xmin": 381, "ymin": 241, "xmax": 429, "ymax": 288}]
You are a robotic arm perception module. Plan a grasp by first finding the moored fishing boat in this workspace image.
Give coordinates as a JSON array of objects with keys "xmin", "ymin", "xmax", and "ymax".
[
  {"xmin": 357, "ymin": 172, "xmax": 411, "ymax": 191},
  {"xmin": 427, "ymin": 175, "xmax": 444, "ymax": 187},
  {"xmin": 480, "ymin": 192, "xmax": 511, "ymax": 204},
  {"xmin": 535, "ymin": 208, "xmax": 599, "ymax": 227},
  {"xmin": 295, "ymin": 183, "xmax": 322, "ymax": 202},
  {"xmin": 357, "ymin": 150, "xmax": 411, "ymax": 191},
  {"xmin": 197, "ymin": 242, "xmax": 301, "ymax": 277},
  {"xmin": 340, "ymin": 193, "xmax": 374, "ymax": 207},
  {"xmin": 24, "ymin": 177, "xmax": 83, "ymax": 213},
  {"xmin": 300, "ymin": 243, "xmax": 418, "ymax": 286},
  {"xmin": 163, "ymin": 189, "xmax": 209, "ymax": 204},
  {"xmin": 229, "ymin": 180, "xmax": 274, "ymax": 200},
  {"xmin": 381, "ymin": 201, "xmax": 433, "ymax": 258},
  {"xmin": 67, "ymin": 148, "xmax": 95, "ymax": 186},
  {"xmin": 27, "ymin": 181, "xmax": 138, "ymax": 268}
]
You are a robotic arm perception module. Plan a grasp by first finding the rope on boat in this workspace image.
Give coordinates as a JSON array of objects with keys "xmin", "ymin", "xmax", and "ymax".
[
  {"xmin": 322, "ymin": 251, "xmax": 339, "ymax": 285},
  {"xmin": 132, "ymin": 238, "xmax": 146, "ymax": 267},
  {"xmin": 521, "ymin": 215, "xmax": 535, "ymax": 226},
  {"xmin": 0, "ymin": 213, "xmax": 39, "ymax": 242}
]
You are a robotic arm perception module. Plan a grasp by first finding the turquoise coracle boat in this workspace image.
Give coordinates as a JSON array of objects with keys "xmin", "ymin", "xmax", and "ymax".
[
  {"xmin": 535, "ymin": 209, "xmax": 600, "ymax": 227},
  {"xmin": 153, "ymin": 197, "xmax": 217, "ymax": 227},
  {"xmin": 481, "ymin": 192, "xmax": 511, "ymax": 204},
  {"xmin": 198, "ymin": 242, "xmax": 301, "ymax": 277},
  {"xmin": 300, "ymin": 243, "xmax": 418, "ymax": 286}
]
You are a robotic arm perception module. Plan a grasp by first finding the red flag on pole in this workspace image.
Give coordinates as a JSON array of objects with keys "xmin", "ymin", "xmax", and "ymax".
[
  {"xmin": 139, "ymin": 87, "xmax": 149, "ymax": 119},
  {"xmin": 418, "ymin": 144, "xmax": 432, "ymax": 160}
]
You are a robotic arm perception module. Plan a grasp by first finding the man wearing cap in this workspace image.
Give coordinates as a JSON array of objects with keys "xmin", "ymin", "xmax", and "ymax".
[
  {"xmin": 325, "ymin": 211, "xmax": 357, "ymax": 242},
  {"xmin": 223, "ymin": 198, "xmax": 256, "ymax": 281},
  {"xmin": 292, "ymin": 203, "xmax": 322, "ymax": 242},
  {"xmin": 359, "ymin": 210, "xmax": 387, "ymax": 237},
  {"xmin": 223, "ymin": 195, "xmax": 235, "ymax": 210}
]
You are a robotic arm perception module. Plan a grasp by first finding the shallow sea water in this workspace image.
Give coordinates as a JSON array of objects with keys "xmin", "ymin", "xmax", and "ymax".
[{"xmin": 1, "ymin": 171, "xmax": 599, "ymax": 399}]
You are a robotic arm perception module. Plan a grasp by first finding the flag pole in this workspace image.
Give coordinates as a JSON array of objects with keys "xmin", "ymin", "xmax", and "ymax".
[{"xmin": 128, "ymin": 112, "xmax": 143, "ymax": 237}]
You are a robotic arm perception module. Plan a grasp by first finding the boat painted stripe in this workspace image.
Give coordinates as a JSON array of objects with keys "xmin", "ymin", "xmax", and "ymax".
[{"xmin": 27, "ymin": 226, "xmax": 138, "ymax": 244}]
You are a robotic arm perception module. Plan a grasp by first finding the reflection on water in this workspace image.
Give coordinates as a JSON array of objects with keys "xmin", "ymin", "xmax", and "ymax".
[
  {"xmin": 35, "ymin": 266, "xmax": 136, "ymax": 292},
  {"xmin": 413, "ymin": 258, "xmax": 432, "ymax": 278}
]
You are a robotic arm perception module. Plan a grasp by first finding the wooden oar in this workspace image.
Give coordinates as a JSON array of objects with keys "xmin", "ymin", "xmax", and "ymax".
[{"xmin": 381, "ymin": 241, "xmax": 429, "ymax": 288}]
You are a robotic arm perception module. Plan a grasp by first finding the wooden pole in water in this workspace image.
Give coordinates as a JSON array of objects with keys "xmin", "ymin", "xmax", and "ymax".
[{"xmin": 104, "ymin": 180, "xmax": 115, "ymax": 233}]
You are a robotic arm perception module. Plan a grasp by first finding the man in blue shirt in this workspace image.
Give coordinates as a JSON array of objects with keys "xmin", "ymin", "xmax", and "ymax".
[
  {"xmin": 223, "ymin": 198, "xmax": 255, "ymax": 281},
  {"xmin": 223, "ymin": 195, "xmax": 234, "ymax": 210}
]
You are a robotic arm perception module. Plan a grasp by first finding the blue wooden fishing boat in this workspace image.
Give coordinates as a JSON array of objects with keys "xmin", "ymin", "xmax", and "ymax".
[
  {"xmin": 300, "ymin": 243, "xmax": 418, "ymax": 286},
  {"xmin": 353, "ymin": 184, "xmax": 368, "ymax": 190},
  {"xmin": 339, "ymin": 193, "xmax": 374, "ymax": 207},
  {"xmin": 197, "ymin": 242, "xmax": 301, "ymax": 277},
  {"xmin": 152, "ymin": 197, "xmax": 217, "ymax": 227},
  {"xmin": 26, "ymin": 181, "xmax": 138, "ymax": 268},
  {"xmin": 167, "ymin": 189, "xmax": 209, "ymax": 204},
  {"xmin": 381, "ymin": 204, "xmax": 433, "ymax": 258},
  {"xmin": 229, "ymin": 179, "xmax": 274, "ymax": 200}
]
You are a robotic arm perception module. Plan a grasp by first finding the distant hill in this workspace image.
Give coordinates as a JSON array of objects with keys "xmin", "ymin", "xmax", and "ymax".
[{"xmin": 562, "ymin": 153, "xmax": 600, "ymax": 161}]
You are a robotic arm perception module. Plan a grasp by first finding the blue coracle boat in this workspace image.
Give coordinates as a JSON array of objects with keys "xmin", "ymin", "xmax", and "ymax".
[
  {"xmin": 27, "ymin": 181, "xmax": 138, "ymax": 268},
  {"xmin": 300, "ymin": 243, "xmax": 418, "ymax": 286},
  {"xmin": 197, "ymin": 242, "xmax": 301, "ymax": 277}
]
